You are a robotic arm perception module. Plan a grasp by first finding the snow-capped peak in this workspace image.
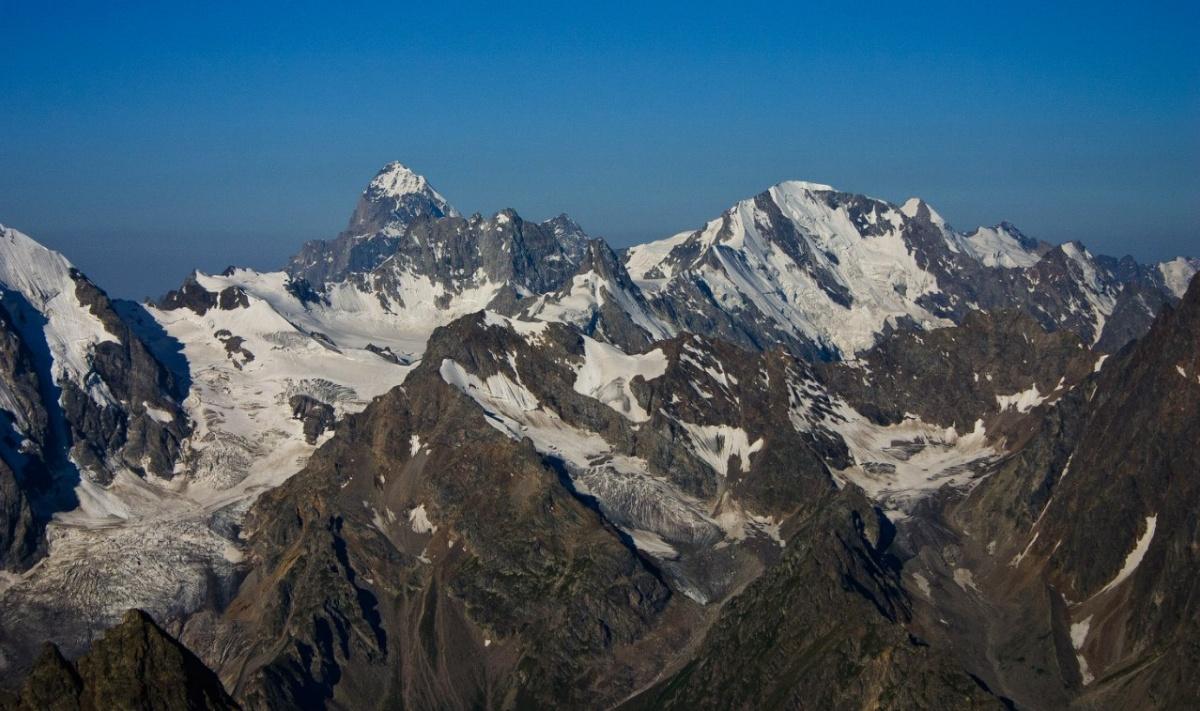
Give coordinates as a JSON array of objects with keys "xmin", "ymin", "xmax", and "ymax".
[
  {"xmin": 369, "ymin": 161, "xmax": 430, "ymax": 197},
  {"xmin": 900, "ymin": 197, "xmax": 946, "ymax": 227},
  {"xmin": 0, "ymin": 223, "xmax": 119, "ymax": 404},
  {"xmin": 0, "ymin": 224, "xmax": 80, "ymax": 312},
  {"xmin": 363, "ymin": 161, "xmax": 459, "ymax": 218},
  {"xmin": 776, "ymin": 180, "xmax": 836, "ymax": 193},
  {"xmin": 959, "ymin": 224, "xmax": 1041, "ymax": 268}
]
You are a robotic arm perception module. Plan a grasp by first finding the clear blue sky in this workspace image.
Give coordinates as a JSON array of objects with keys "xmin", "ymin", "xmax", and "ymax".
[{"xmin": 1, "ymin": 1, "xmax": 1196, "ymax": 298}]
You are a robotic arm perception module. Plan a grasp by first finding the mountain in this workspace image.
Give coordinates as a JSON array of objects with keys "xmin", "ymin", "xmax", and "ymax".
[
  {"xmin": 626, "ymin": 182, "xmax": 1195, "ymax": 358},
  {"xmin": 287, "ymin": 161, "xmax": 460, "ymax": 286},
  {"xmin": 0, "ymin": 162, "xmax": 1196, "ymax": 709},
  {"xmin": 919, "ymin": 271, "xmax": 1200, "ymax": 709}
]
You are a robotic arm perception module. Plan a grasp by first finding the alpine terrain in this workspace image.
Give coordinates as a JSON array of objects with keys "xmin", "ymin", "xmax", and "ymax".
[{"xmin": 0, "ymin": 161, "xmax": 1196, "ymax": 710}]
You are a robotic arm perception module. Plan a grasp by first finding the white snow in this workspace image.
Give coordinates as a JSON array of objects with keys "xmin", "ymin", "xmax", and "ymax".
[
  {"xmin": 439, "ymin": 359, "xmax": 541, "ymax": 429},
  {"xmin": 1071, "ymin": 615, "xmax": 1092, "ymax": 649},
  {"xmin": 676, "ymin": 422, "xmax": 763, "ymax": 477},
  {"xmin": 1158, "ymin": 257, "xmax": 1198, "ymax": 299},
  {"xmin": 1096, "ymin": 515, "xmax": 1157, "ymax": 595},
  {"xmin": 628, "ymin": 184, "xmax": 953, "ymax": 357},
  {"xmin": 483, "ymin": 310, "xmax": 549, "ymax": 341},
  {"xmin": 822, "ymin": 404, "xmax": 997, "ymax": 517},
  {"xmin": 524, "ymin": 271, "xmax": 673, "ymax": 341},
  {"xmin": 150, "ymin": 277, "xmax": 412, "ymax": 493},
  {"xmin": 624, "ymin": 230, "xmax": 692, "ymax": 290},
  {"xmin": 1072, "ymin": 615, "xmax": 1095, "ymax": 685},
  {"xmin": 0, "ymin": 225, "xmax": 120, "ymax": 408},
  {"xmin": 1010, "ymin": 531, "xmax": 1040, "ymax": 568},
  {"xmin": 408, "ymin": 504, "xmax": 436, "ymax": 534},
  {"xmin": 1061, "ymin": 242, "xmax": 1117, "ymax": 346},
  {"xmin": 958, "ymin": 225, "xmax": 1040, "ymax": 268},
  {"xmin": 364, "ymin": 161, "xmax": 459, "ymax": 219},
  {"xmin": 410, "ymin": 434, "xmax": 422, "ymax": 456},
  {"xmin": 141, "ymin": 402, "xmax": 174, "ymax": 424},
  {"xmin": 571, "ymin": 338, "xmax": 668, "ymax": 422},
  {"xmin": 995, "ymin": 383, "xmax": 1048, "ymax": 413}
]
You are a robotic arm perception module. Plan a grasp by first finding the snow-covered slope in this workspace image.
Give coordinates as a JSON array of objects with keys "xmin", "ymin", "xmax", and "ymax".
[
  {"xmin": 0, "ymin": 225, "xmax": 119, "ymax": 407},
  {"xmin": 627, "ymin": 181, "xmax": 1194, "ymax": 357},
  {"xmin": 627, "ymin": 182, "xmax": 953, "ymax": 356},
  {"xmin": 956, "ymin": 223, "xmax": 1043, "ymax": 268},
  {"xmin": 1159, "ymin": 257, "xmax": 1200, "ymax": 299}
]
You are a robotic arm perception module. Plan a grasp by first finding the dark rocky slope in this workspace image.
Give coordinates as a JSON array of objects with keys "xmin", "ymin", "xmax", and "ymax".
[
  {"xmin": 893, "ymin": 273, "xmax": 1200, "ymax": 709},
  {"xmin": 0, "ymin": 609, "xmax": 237, "ymax": 711}
]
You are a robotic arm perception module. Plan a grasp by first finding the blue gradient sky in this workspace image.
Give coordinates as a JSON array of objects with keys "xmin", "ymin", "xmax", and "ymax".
[{"xmin": 1, "ymin": 1, "xmax": 1197, "ymax": 298}]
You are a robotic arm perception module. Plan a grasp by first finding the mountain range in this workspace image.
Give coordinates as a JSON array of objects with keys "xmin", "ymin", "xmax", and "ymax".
[{"xmin": 0, "ymin": 161, "xmax": 1196, "ymax": 710}]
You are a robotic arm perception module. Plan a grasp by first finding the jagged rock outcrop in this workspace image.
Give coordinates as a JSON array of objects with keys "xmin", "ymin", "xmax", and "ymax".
[
  {"xmin": 288, "ymin": 394, "xmax": 334, "ymax": 444},
  {"xmin": 64, "ymin": 271, "xmax": 190, "ymax": 482},
  {"xmin": 160, "ymin": 276, "xmax": 250, "ymax": 315},
  {"xmin": 1, "ymin": 609, "xmax": 237, "ymax": 711}
]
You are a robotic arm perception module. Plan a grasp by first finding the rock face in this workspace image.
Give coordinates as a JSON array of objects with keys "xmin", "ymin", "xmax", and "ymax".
[
  {"xmin": 63, "ymin": 271, "xmax": 190, "ymax": 482},
  {"xmin": 0, "ymin": 299, "xmax": 49, "ymax": 569},
  {"xmin": 1, "ymin": 609, "xmax": 237, "ymax": 711},
  {"xmin": 817, "ymin": 309, "xmax": 1098, "ymax": 431},
  {"xmin": 288, "ymin": 394, "xmax": 334, "ymax": 444},
  {"xmin": 624, "ymin": 490, "xmax": 1005, "ymax": 711}
]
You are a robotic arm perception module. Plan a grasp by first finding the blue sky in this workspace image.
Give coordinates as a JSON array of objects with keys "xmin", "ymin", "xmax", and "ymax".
[{"xmin": 1, "ymin": 1, "xmax": 1197, "ymax": 298}]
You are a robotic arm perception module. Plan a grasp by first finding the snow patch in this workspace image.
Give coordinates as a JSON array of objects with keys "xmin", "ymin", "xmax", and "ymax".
[
  {"xmin": 995, "ymin": 383, "xmax": 1048, "ymax": 413},
  {"xmin": 823, "ymin": 406, "xmax": 996, "ymax": 517},
  {"xmin": 408, "ymin": 504, "xmax": 436, "ymax": 534},
  {"xmin": 572, "ymin": 338, "xmax": 667, "ymax": 422},
  {"xmin": 1096, "ymin": 515, "xmax": 1157, "ymax": 595},
  {"xmin": 1158, "ymin": 257, "xmax": 1198, "ymax": 299},
  {"xmin": 959, "ymin": 225, "xmax": 1039, "ymax": 268},
  {"xmin": 676, "ymin": 422, "xmax": 763, "ymax": 477},
  {"xmin": 141, "ymin": 402, "xmax": 174, "ymax": 425}
]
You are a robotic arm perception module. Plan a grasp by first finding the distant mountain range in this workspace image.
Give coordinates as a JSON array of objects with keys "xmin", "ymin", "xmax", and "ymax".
[{"xmin": 0, "ymin": 162, "xmax": 1196, "ymax": 710}]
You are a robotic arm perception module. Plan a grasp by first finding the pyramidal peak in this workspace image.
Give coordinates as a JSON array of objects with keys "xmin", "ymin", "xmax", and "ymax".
[
  {"xmin": 368, "ymin": 161, "xmax": 436, "ymax": 199},
  {"xmin": 361, "ymin": 160, "xmax": 459, "ymax": 217},
  {"xmin": 900, "ymin": 196, "xmax": 947, "ymax": 226}
]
